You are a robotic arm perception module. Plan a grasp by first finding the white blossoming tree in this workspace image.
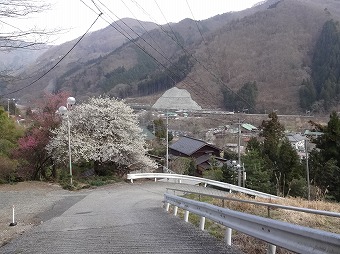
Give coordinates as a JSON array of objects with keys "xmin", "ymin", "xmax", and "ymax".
[{"xmin": 46, "ymin": 97, "xmax": 156, "ymax": 175}]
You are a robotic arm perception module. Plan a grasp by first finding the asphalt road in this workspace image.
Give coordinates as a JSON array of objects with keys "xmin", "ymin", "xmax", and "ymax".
[{"xmin": 0, "ymin": 182, "xmax": 241, "ymax": 254}]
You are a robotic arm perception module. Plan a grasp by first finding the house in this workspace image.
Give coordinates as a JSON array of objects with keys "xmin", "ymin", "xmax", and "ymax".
[
  {"xmin": 286, "ymin": 133, "xmax": 306, "ymax": 152},
  {"xmin": 194, "ymin": 154, "xmax": 227, "ymax": 176},
  {"xmin": 241, "ymin": 123, "xmax": 258, "ymax": 133},
  {"xmin": 169, "ymin": 136, "xmax": 224, "ymax": 175}
]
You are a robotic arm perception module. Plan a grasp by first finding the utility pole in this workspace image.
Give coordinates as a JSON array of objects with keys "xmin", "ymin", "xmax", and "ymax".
[
  {"xmin": 242, "ymin": 163, "xmax": 246, "ymax": 187},
  {"xmin": 166, "ymin": 110, "xmax": 169, "ymax": 171},
  {"xmin": 237, "ymin": 119, "xmax": 242, "ymax": 186},
  {"xmin": 305, "ymin": 139, "xmax": 311, "ymax": 201}
]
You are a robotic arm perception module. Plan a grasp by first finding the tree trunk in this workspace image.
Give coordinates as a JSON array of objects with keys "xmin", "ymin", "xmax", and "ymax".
[{"xmin": 51, "ymin": 158, "xmax": 57, "ymax": 179}]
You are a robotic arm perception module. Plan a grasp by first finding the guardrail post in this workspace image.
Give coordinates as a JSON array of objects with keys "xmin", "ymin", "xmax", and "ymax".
[
  {"xmin": 184, "ymin": 210, "xmax": 189, "ymax": 222},
  {"xmin": 154, "ymin": 178, "xmax": 157, "ymax": 182},
  {"xmin": 173, "ymin": 206, "xmax": 178, "ymax": 216},
  {"xmin": 267, "ymin": 244, "xmax": 276, "ymax": 254},
  {"xmin": 224, "ymin": 227, "xmax": 232, "ymax": 246},
  {"xmin": 178, "ymin": 179, "xmax": 182, "ymax": 184},
  {"xmin": 199, "ymin": 216, "xmax": 205, "ymax": 230},
  {"xmin": 165, "ymin": 202, "xmax": 170, "ymax": 212},
  {"xmin": 130, "ymin": 179, "xmax": 134, "ymax": 183}
]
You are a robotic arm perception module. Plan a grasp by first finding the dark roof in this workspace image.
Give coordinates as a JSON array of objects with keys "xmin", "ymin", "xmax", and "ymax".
[
  {"xmin": 170, "ymin": 136, "xmax": 221, "ymax": 156},
  {"xmin": 195, "ymin": 154, "xmax": 211, "ymax": 165}
]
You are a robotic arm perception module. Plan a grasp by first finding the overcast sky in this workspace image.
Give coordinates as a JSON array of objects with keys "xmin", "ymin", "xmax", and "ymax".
[{"xmin": 4, "ymin": 0, "xmax": 264, "ymax": 45}]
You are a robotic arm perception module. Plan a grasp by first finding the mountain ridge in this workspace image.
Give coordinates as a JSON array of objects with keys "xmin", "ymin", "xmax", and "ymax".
[{"xmin": 3, "ymin": 0, "xmax": 340, "ymax": 114}]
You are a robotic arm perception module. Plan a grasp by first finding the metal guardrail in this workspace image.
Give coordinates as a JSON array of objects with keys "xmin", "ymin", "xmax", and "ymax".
[
  {"xmin": 127, "ymin": 173, "xmax": 280, "ymax": 199},
  {"xmin": 164, "ymin": 193, "xmax": 340, "ymax": 254},
  {"xmin": 166, "ymin": 188, "xmax": 340, "ymax": 218}
]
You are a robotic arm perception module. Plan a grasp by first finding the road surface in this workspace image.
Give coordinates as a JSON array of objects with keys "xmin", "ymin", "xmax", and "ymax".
[{"xmin": 0, "ymin": 181, "xmax": 241, "ymax": 254}]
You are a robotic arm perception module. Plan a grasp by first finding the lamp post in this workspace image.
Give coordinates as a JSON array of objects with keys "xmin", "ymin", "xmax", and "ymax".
[
  {"xmin": 7, "ymin": 98, "xmax": 15, "ymax": 117},
  {"xmin": 58, "ymin": 97, "xmax": 76, "ymax": 185}
]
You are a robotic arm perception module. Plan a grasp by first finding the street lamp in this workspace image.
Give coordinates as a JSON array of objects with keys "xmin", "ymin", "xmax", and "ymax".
[
  {"xmin": 58, "ymin": 97, "xmax": 76, "ymax": 185},
  {"xmin": 7, "ymin": 98, "xmax": 15, "ymax": 117}
]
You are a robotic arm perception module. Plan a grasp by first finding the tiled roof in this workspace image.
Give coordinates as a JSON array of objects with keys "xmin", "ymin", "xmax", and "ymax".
[
  {"xmin": 170, "ymin": 136, "xmax": 220, "ymax": 156},
  {"xmin": 286, "ymin": 133, "xmax": 305, "ymax": 142},
  {"xmin": 195, "ymin": 154, "xmax": 211, "ymax": 165}
]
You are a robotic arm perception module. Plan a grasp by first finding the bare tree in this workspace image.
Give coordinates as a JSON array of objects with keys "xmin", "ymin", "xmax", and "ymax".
[{"xmin": 0, "ymin": 0, "xmax": 52, "ymax": 50}]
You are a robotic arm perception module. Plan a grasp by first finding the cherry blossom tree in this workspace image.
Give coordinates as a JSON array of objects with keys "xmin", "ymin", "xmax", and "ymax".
[
  {"xmin": 46, "ymin": 97, "xmax": 156, "ymax": 176},
  {"xmin": 14, "ymin": 92, "xmax": 70, "ymax": 180}
]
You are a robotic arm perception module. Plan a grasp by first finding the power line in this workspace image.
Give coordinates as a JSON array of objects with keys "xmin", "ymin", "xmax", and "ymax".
[
  {"xmin": 185, "ymin": 0, "xmax": 205, "ymax": 43},
  {"xmin": 88, "ymin": 0, "xmax": 178, "ymax": 83},
  {"xmin": 0, "ymin": 12, "xmax": 103, "ymax": 98},
  {"xmin": 127, "ymin": 1, "xmax": 242, "ymax": 109},
  {"xmin": 96, "ymin": 0, "xmax": 216, "ymax": 106},
  {"xmin": 152, "ymin": 0, "xmax": 179, "ymax": 42},
  {"xmin": 87, "ymin": 0, "xmax": 215, "ymax": 107},
  {"xmin": 128, "ymin": 1, "xmax": 253, "ymax": 110},
  {"xmin": 120, "ymin": 0, "xmax": 167, "ymax": 56},
  {"xmin": 150, "ymin": 10, "xmax": 254, "ymax": 110}
]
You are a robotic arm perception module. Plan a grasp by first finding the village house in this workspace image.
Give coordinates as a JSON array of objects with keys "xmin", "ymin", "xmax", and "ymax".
[{"xmin": 169, "ymin": 136, "xmax": 226, "ymax": 176}]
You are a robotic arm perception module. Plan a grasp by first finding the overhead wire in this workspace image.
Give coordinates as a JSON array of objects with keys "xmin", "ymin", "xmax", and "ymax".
[
  {"xmin": 119, "ymin": 0, "xmax": 166, "ymax": 56},
  {"xmin": 185, "ymin": 0, "xmax": 205, "ymax": 43},
  {"xmin": 97, "ymin": 0, "xmax": 186, "ymax": 73},
  {"xmin": 88, "ymin": 0, "xmax": 215, "ymax": 106},
  {"xmin": 184, "ymin": 0, "xmax": 229, "ymax": 92},
  {"xmin": 0, "ymin": 12, "xmax": 103, "ymax": 98},
  {"xmin": 116, "ymin": 1, "xmax": 217, "ymax": 107},
  {"xmin": 132, "ymin": 0, "xmax": 254, "ymax": 110},
  {"xmin": 130, "ymin": 0, "xmax": 220, "ymax": 106},
  {"xmin": 121, "ymin": 0, "xmax": 218, "ymax": 105},
  {"xmin": 152, "ymin": 0, "xmax": 179, "ymax": 42},
  {"xmin": 88, "ymin": 0, "xmax": 179, "ymax": 87}
]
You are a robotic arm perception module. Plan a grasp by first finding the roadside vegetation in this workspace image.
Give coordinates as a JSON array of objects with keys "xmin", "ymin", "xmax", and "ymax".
[
  {"xmin": 197, "ymin": 111, "xmax": 340, "ymax": 202},
  {"xmin": 1, "ymin": 92, "xmax": 340, "ymax": 203},
  {"xmin": 0, "ymin": 93, "xmax": 155, "ymax": 189}
]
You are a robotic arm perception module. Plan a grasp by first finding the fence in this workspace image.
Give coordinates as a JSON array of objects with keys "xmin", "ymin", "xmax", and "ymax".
[
  {"xmin": 164, "ymin": 193, "xmax": 340, "ymax": 254},
  {"xmin": 127, "ymin": 172, "xmax": 279, "ymax": 199}
]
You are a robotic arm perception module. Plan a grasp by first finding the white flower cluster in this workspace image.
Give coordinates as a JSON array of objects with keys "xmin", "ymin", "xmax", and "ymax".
[{"xmin": 46, "ymin": 97, "xmax": 156, "ymax": 170}]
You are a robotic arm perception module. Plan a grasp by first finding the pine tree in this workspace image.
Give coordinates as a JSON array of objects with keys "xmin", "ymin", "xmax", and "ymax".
[{"xmin": 310, "ymin": 111, "xmax": 340, "ymax": 200}]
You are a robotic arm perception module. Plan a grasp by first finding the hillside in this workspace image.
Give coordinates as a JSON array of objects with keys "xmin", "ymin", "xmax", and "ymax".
[
  {"xmin": 6, "ymin": 18, "xmax": 158, "ymax": 101},
  {"xmin": 0, "ymin": 47, "xmax": 48, "ymax": 73},
  {"xmin": 4, "ymin": 0, "xmax": 340, "ymax": 113},
  {"xmin": 185, "ymin": 0, "xmax": 330, "ymax": 113}
]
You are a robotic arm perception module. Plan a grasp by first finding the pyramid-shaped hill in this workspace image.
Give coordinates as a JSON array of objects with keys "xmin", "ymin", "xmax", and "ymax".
[{"xmin": 152, "ymin": 87, "xmax": 202, "ymax": 110}]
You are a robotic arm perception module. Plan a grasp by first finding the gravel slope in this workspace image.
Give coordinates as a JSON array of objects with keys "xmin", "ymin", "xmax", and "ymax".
[{"xmin": 0, "ymin": 182, "xmax": 73, "ymax": 246}]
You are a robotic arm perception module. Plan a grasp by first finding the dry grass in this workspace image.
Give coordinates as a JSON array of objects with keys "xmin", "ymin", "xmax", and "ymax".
[
  {"xmin": 170, "ymin": 192, "xmax": 340, "ymax": 254},
  {"xmin": 217, "ymin": 193, "xmax": 340, "ymax": 234}
]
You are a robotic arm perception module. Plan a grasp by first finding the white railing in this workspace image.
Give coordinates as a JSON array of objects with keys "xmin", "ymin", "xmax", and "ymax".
[
  {"xmin": 164, "ymin": 193, "xmax": 340, "ymax": 254},
  {"xmin": 127, "ymin": 172, "xmax": 280, "ymax": 199}
]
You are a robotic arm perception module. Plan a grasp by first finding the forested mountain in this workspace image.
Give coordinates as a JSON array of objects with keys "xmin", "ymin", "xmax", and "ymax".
[
  {"xmin": 300, "ymin": 20, "xmax": 340, "ymax": 112},
  {"xmin": 4, "ymin": 0, "xmax": 340, "ymax": 113}
]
